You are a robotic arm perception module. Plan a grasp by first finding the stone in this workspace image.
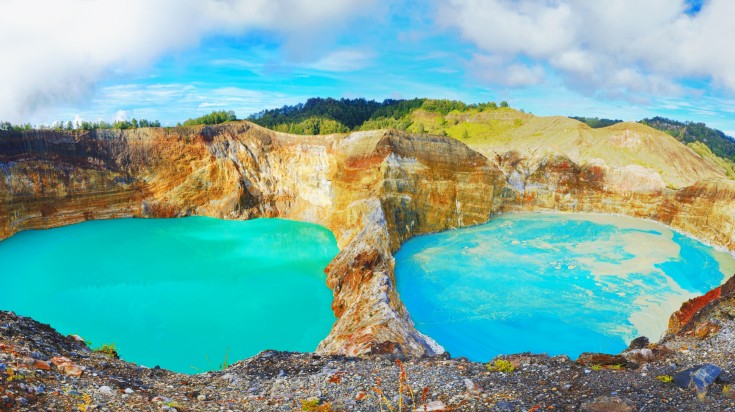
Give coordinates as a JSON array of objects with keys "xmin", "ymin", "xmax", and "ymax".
[
  {"xmin": 673, "ymin": 364, "xmax": 721, "ymax": 394},
  {"xmin": 33, "ymin": 360, "xmax": 51, "ymax": 371},
  {"xmin": 623, "ymin": 348, "xmax": 654, "ymax": 364},
  {"xmin": 355, "ymin": 391, "xmax": 367, "ymax": 401},
  {"xmin": 31, "ymin": 351, "xmax": 48, "ymax": 361},
  {"xmin": 724, "ymin": 385, "xmax": 735, "ymax": 400},
  {"xmin": 627, "ymin": 336, "xmax": 649, "ymax": 350},
  {"xmin": 576, "ymin": 353, "xmax": 628, "ymax": 368},
  {"xmin": 693, "ymin": 321, "xmax": 720, "ymax": 339},
  {"xmin": 124, "ymin": 388, "xmax": 134, "ymax": 395},
  {"xmin": 463, "ymin": 378, "xmax": 482, "ymax": 395},
  {"xmin": 97, "ymin": 386, "xmax": 113, "ymax": 397},
  {"xmin": 495, "ymin": 400, "xmax": 514, "ymax": 411},
  {"xmin": 197, "ymin": 394, "xmax": 207, "ymax": 401},
  {"xmin": 50, "ymin": 356, "xmax": 82, "ymax": 377},
  {"xmin": 416, "ymin": 400, "xmax": 447, "ymax": 412},
  {"xmin": 580, "ymin": 396, "xmax": 634, "ymax": 412}
]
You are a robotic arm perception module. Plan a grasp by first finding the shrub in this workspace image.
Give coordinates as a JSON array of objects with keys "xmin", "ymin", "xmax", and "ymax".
[
  {"xmin": 93, "ymin": 343, "xmax": 119, "ymax": 358},
  {"xmin": 486, "ymin": 359, "xmax": 515, "ymax": 373}
]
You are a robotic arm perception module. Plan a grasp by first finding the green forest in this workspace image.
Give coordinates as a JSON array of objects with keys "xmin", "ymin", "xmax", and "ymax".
[{"xmin": 247, "ymin": 97, "xmax": 506, "ymax": 135}]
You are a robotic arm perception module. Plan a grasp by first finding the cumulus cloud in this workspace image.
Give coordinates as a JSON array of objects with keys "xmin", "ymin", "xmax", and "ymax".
[
  {"xmin": 0, "ymin": 0, "xmax": 379, "ymax": 122},
  {"xmin": 438, "ymin": 0, "xmax": 735, "ymax": 99}
]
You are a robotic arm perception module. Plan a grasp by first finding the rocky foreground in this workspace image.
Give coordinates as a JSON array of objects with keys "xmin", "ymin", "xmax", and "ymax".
[{"xmin": 2, "ymin": 273, "xmax": 735, "ymax": 412}]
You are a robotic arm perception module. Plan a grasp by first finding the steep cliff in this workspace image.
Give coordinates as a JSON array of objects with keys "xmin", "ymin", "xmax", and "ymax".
[{"xmin": 1, "ymin": 121, "xmax": 734, "ymax": 357}]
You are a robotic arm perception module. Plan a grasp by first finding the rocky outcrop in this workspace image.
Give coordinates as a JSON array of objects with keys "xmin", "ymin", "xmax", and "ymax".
[
  {"xmin": 318, "ymin": 131, "xmax": 502, "ymax": 356},
  {"xmin": 1, "ymin": 121, "xmax": 734, "ymax": 358},
  {"xmin": 666, "ymin": 275, "xmax": 735, "ymax": 336}
]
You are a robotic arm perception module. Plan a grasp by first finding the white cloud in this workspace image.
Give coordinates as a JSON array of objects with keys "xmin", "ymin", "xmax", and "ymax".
[
  {"xmin": 0, "ymin": 0, "xmax": 379, "ymax": 122},
  {"xmin": 438, "ymin": 0, "xmax": 735, "ymax": 99},
  {"xmin": 306, "ymin": 49, "xmax": 375, "ymax": 72},
  {"xmin": 470, "ymin": 54, "xmax": 545, "ymax": 87},
  {"xmin": 114, "ymin": 110, "xmax": 129, "ymax": 122}
]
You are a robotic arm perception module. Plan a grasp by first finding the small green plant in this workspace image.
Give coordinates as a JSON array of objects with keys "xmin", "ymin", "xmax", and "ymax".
[
  {"xmin": 6, "ymin": 367, "xmax": 25, "ymax": 382},
  {"xmin": 164, "ymin": 400, "xmax": 184, "ymax": 410},
  {"xmin": 93, "ymin": 343, "xmax": 118, "ymax": 358},
  {"xmin": 657, "ymin": 375, "xmax": 674, "ymax": 383},
  {"xmin": 77, "ymin": 393, "xmax": 92, "ymax": 412},
  {"xmin": 723, "ymin": 384, "xmax": 731, "ymax": 394},
  {"xmin": 486, "ymin": 359, "xmax": 515, "ymax": 373},
  {"xmin": 590, "ymin": 363, "xmax": 623, "ymax": 371},
  {"xmin": 301, "ymin": 398, "xmax": 332, "ymax": 411},
  {"xmin": 219, "ymin": 348, "xmax": 230, "ymax": 370}
]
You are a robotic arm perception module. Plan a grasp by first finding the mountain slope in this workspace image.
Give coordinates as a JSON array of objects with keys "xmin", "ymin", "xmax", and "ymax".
[
  {"xmin": 406, "ymin": 108, "xmax": 727, "ymax": 190},
  {"xmin": 245, "ymin": 99, "xmax": 729, "ymax": 189}
]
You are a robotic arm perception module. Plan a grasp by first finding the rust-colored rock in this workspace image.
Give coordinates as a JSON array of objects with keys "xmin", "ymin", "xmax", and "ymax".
[
  {"xmin": 693, "ymin": 321, "xmax": 721, "ymax": 339},
  {"xmin": 581, "ymin": 396, "xmax": 635, "ymax": 412},
  {"xmin": 667, "ymin": 275, "xmax": 735, "ymax": 336},
  {"xmin": 33, "ymin": 359, "xmax": 51, "ymax": 370},
  {"xmin": 576, "ymin": 353, "xmax": 629, "ymax": 368},
  {"xmin": 51, "ymin": 356, "xmax": 83, "ymax": 376}
]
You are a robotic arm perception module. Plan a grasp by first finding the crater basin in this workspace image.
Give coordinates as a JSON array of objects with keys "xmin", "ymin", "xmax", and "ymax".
[
  {"xmin": 395, "ymin": 212, "xmax": 735, "ymax": 361},
  {"xmin": 0, "ymin": 217, "xmax": 339, "ymax": 373}
]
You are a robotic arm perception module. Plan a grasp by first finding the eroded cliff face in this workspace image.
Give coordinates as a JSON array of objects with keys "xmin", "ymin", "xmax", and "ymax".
[{"xmin": 1, "ymin": 122, "xmax": 734, "ymax": 357}]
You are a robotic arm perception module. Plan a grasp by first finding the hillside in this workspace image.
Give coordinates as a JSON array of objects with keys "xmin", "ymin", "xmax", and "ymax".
[
  {"xmin": 405, "ymin": 108, "xmax": 727, "ymax": 189},
  {"xmin": 573, "ymin": 115, "xmax": 735, "ymax": 177},
  {"xmin": 246, "ymin": 98, "xmax": 732, "ymax": 188}
]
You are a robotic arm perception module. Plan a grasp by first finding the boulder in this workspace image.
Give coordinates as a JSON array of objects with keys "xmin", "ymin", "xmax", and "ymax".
[
  {"xmin": 576, "ymin": 353, "xmax": 629, "ymax": 368},
  {"xmin": 673, "ymin": 364, "xmax": 721, "ymax": 394},
  {"xmin": 627, "ymin": 336, "xmax": 649, "ymax": 350},
  {"xmin": 581, "ymin": 396, "xmax": 634, "ymax": 412},
  {"xmin": 50, "ymin": 356, "xmax": 82, "ymax": 377},
  {"xmin": 415, "ymin": 400, "xmax": 446, "ymax": 411}
]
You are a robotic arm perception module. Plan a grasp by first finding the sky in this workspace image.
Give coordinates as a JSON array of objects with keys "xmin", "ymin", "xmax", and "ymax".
[{"xmin": 2, "ymin": 0, "xmax": 735, "ymax": 136}]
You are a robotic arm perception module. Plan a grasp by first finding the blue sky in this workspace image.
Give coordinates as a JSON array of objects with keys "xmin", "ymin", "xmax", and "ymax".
[{"xmin": 2, "ymin": 0, "xmax": 734, "ymax": 136}]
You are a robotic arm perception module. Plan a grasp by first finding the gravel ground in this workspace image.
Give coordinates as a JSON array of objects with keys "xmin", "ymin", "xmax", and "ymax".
[{"xmin": 2, "ymin": 310, "xmax": 735, "ymax": 411}]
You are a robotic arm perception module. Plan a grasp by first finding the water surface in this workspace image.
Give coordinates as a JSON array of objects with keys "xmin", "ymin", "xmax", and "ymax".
[
  {"xmin": 395, "ymin": 213, "xmax": 735, "ymax": 360},
  {"xmin": 0, "ymin": 217, "xmax": 338, "ymax": 373}
]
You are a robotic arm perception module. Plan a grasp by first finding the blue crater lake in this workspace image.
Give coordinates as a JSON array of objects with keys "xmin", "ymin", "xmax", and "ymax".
[
  {"xmin": 396, "ymin": 213, "xmax": 735, "ymax": 361},
  {"xmin": 0, "ymin": 217, "xmax": 339, "ymax": 373}
]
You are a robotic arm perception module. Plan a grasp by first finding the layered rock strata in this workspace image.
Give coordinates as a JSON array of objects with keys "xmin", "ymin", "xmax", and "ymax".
[{"xmin": 1, "ymin": 122, "xmax": 733, "ymax": 357}]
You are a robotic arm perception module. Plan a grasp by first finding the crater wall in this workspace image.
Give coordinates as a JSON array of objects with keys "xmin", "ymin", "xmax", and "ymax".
[{"xmin": 1, "ymin": 122, "xmax": 733, "ymax": 356}]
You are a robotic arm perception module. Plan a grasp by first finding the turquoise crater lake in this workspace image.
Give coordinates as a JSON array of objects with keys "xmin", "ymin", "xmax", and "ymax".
[
  {"xmin": 396, "ymin": 213, "xmax": 735, "ymax": 361},
  {"xmin": 0, "ymin": 217, "xmax": 339, "ymax": 373}
]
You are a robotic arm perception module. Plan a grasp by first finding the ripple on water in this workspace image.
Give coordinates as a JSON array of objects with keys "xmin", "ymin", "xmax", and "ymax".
[{"xmin": 395, "ymin": 212, "xmax": 735, "ymax": 361}]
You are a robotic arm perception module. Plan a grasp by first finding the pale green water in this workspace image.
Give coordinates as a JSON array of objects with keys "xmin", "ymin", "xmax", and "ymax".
[
  {"xmin": 0, "ymin": 217, "xmax": 339, "ymax": 373},
  {"xmin": 396, "ymin": 213, "xmax": 735, "ymax": 361}
]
